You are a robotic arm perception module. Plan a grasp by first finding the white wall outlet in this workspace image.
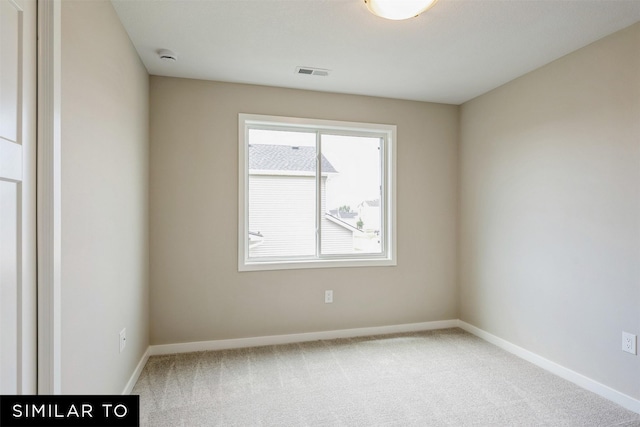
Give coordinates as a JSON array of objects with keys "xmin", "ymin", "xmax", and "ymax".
[
  {"xmin": 119, "ymin": 328, "xmax": 127, "ymax": 353},
  {"xmin": 622, "ymin": 332, "xmax": 636, "ymax": 355},
  {"xmin": 325, "ymin": 290, "xmax": 333, "ymax": 304}
]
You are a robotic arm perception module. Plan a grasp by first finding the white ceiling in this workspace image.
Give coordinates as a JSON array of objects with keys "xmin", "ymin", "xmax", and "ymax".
[{"xmin": 111, "ymin": 0, "xmax": 640, "ymax": 105}]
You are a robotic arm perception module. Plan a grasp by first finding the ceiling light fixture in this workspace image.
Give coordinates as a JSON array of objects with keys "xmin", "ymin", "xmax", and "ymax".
[{"xmin": 364, "ymin": 0, "xmax": 438, "ymax": 20}]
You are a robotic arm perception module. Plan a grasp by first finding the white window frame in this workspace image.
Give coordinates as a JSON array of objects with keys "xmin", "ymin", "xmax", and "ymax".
[{"xmin": 238, "ymin": 113, "xmax": 397, "ymax": 272}]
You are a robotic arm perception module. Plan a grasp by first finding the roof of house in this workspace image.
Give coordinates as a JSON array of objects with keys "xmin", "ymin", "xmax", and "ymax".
[
  {"xmin": 249, "ymin": 144, "xmax": 337, "ymax": 173},
  {"xmin": 328, "ymin": 209, "xmax": 358, "ymax": 220},
  {"xmin": 361, "ymin": 199, "xmax": 380, "ymax": 207},
  {"xmin": 325, "ymin": 212, "xmax": 363, "ymax": 234}
]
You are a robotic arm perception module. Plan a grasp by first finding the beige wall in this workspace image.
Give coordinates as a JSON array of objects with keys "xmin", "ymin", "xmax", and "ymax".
[
  {"xmin": 149, "ymin": 77, "xmax": 459, "ymax": 344},
  {"xmin": 460, "ymin": 23, "xmax": 640, "ymax": 399},
  {"xmin": 61, "ymin": 0, "xmax": 149, "ymax": 393}
]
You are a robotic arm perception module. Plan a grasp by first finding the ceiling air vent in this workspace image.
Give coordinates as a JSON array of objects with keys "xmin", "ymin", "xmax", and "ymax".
[{"xmin": 295, "ymin": 66, "xmax": 331, "ymax": 77}]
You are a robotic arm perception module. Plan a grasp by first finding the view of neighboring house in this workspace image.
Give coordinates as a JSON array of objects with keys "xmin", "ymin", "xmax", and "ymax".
[
  {"xmin": 324, "ymin": 209, "xmax": 366, "ymax": 254},
  {"xmin": 327, "ymin": 208, "xmax": 359, "ymax": 229},
  {"xmin": 357, "ymin": 199, "xmax": 381, "ymax": 233},
  {"xmin": 248, "ymin": 144, "xmax": 362, "ymax": 258}
]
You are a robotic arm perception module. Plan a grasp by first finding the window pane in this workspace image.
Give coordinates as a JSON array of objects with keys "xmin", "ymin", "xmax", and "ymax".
[
  {"xmin": 320, "ymin": 134, "xmax": 382, "ymax": 255},
  {"xmin": 248, "ymin": 129, "xmax": 317, "ymax": 258}
]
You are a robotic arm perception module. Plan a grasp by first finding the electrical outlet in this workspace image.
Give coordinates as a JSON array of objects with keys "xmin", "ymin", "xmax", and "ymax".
[
  {"xmin": 119, "ymin": 328, "xmax": 127, "ymax": 353},
  {"xmin": 325, "ymin": 290, "xmax": 333, "ymax": 304},
  {"xmin": 622, "ymin": 332, "xmax": 636, "ymax": 355}
]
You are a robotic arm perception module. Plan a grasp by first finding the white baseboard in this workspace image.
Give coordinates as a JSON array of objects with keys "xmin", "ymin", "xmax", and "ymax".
[
  {"xmin": 128, "ymin": 319, "xmax": 639, "ymax": 415},
  {"xmin": 122, "ymin": 347, "xmax": 150, "ymax": 395},
  {"xmin": 148, "ymin": 319, "xmax": 459, "ymax": 356},
  {"xmin": 457, "ymin": 320, "xmax": 640, "ymax": 414}
]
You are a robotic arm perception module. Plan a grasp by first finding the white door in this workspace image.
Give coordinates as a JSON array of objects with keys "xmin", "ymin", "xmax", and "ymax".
[{"xmin": 0, "ymin": 0, "xmax": 37, "ymax": 394}]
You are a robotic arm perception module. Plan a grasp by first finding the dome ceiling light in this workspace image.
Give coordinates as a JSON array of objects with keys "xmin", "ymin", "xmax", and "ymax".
[{"xmin": 364, "ymin": 0, "xmax": 439, "ymax": 20}]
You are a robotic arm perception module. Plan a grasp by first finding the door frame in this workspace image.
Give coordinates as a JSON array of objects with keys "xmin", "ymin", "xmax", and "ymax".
[{"xmin": 37, "ymin": 0, "xmax": 62, "ymax": 395}]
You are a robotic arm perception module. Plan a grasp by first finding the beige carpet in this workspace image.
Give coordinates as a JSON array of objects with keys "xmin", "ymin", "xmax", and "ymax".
[{"xmin": 132, "ymin": 328, "xmax": 640, "ymax": 426}]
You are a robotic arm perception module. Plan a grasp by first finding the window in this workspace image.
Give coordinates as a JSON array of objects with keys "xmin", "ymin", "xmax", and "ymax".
[{"xmin": 238, "ymin": 114, "xmax": 396, "ymax": 271}]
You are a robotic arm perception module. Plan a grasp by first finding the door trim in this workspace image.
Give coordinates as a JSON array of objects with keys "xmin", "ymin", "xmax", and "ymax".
[{"xmin": 37, "ymin": 0, "xmax": 62, "ymax": 395}]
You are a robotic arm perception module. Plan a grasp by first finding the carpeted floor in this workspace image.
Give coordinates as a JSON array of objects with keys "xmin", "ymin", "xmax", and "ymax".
[{"xmin": 132, "ymin": 328, "xmax": 640, "ymax": 426}]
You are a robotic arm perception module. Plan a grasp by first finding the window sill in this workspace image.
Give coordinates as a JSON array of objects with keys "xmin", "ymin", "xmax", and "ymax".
[{"xmin": 238, "ymin": 257, "xmax": 397, "ymax": 272}]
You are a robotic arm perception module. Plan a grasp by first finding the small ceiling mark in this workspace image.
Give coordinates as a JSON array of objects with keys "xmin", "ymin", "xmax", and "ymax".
[{"xmin": 157, "ymin": 49, "xmax": 177, "ymax": 62}]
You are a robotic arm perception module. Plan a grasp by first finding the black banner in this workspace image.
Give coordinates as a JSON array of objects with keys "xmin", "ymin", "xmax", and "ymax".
[{"xmin": 0, "ymin": 395, "xmax": 139, "ymax": 427}]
